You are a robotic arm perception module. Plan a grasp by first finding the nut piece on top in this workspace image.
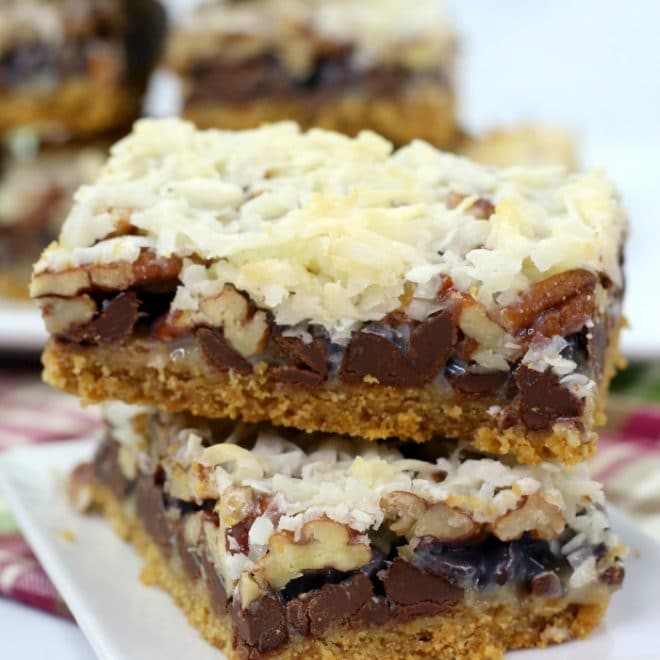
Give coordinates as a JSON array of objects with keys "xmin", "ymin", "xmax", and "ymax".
[
  {"xmin": 164, "ymin": 0, "xmax": 458, "ymax": 148},
  {"xmin": 32, "ymin": 119, "xmax": 627, "ymax": 465}
]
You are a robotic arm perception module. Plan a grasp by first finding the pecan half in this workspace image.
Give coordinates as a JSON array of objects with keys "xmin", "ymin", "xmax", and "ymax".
[
  {"xmin": 261, "ymin": 519, "xmax": 371, "ymax": 590},
  {"xmin": 500, "ymin": 269, "xmax": 597, "ymax": 337}
]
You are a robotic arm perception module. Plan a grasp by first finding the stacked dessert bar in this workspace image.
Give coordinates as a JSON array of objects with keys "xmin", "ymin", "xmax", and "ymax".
[
  {"xmin": 164, "ymin": 0, "xmax": 459, "ymax": 148},
  {"xmin": 164, "ymin": 0, "xmax": 577, "ymax": 170},
  {"xmin": 35, "ymin": 119, "xmax": 627, "ymax": 659},
  {"xmin": 0, "ymin": 0, "xmax": 165, "ymax": 138},
  {"xmin": 0, "ymin": 0, "xmax": 165, "ymax": 298}
]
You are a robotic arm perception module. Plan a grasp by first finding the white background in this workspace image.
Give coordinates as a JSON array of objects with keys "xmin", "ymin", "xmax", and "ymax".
[{"xmin": 2, "ymin": 1, "xmax": 658, "ymax": 657}]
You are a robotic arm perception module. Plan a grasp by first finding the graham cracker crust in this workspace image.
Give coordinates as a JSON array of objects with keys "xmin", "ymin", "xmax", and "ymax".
[
  {"xmin": 0, "ymin": 79, "xmax": 141, "ymax": 137},
  {"xmin": 184, "ymin": 83, "xmax": 459, "ymax": 149},
  {"xmin": 90, "ymin": 484, "xmax": 608, "ymax": 660},
  {"xmin": 43, "ymin": 324, "xmax": 623, "ymax": 465}
]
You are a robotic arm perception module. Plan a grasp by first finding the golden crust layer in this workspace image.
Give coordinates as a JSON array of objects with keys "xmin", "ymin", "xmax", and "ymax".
[
  {"xmin": 183, "ymin": 83, "xmax": 459, "ymax": 149},
  {"xmin": 42, "ymin": 325, "xmax": 623, "ymax": 465},
  {"xmin": 91, "ymin": 483, "xmax": 608, "ymax": 660},
  {"xmin": 0, "ymin": 79, "xmax": 141, "ymax": 138}
]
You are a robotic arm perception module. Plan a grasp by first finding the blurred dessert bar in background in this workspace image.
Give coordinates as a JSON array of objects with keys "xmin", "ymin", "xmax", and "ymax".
[
  {"xmin": 165, "ymin": 0, "xmax": 459, "ymax": 148},
  {"xmin": 72, "ymin": 404, "xmax": 625, "ymax": 659},
  {"xmin": 32, "ymin": 120, "xmax": 627, "ymax": 465},
  {"xmin": 459, "ymin": 124, "xmax": 577, "ymax": 170},
  {"xmin": 0, "ymin": 0, "xmax": 166, "ymax": 138},
  {"xmin": 0, "ymin": 136, "xmax": 105, "ymax": 298}
]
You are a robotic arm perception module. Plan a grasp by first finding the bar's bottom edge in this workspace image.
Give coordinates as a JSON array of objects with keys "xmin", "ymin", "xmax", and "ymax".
[{"xmin": 89, "ymin": 483, "xmax": 609, "ymax": 660}]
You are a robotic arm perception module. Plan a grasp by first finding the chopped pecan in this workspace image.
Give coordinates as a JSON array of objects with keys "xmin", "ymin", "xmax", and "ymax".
[
  {"xmin": 380, "ymin": 492, "xmax": 427, "ymax": 536},
  {"xmin": 493, "ymin": 494, "xmax": 565, "ymax": 541},
  {"xmin": 171, "ymin": 287, "xmax": 270, "ymax": 357},
  {"xmin": 501, "ymin": 269, "xmax": 597, "ymax": 336},
  {"xmin": 38, "ymin": 295, "xmax": 97, "ymax": 335},
  {"xmin": 261, "ymin": 519, "xmax": 371, "ymax": 590},
  {"xmin": 31, "ymin": 248, "xmax": 182, "ymax": 298},
  {"xmin": 413, "ymin": 502, "xmax": 482, "ymax": 543},
  {"xmin": 446, "ymin": 192, "xmax": 495, "ymax": 219}
]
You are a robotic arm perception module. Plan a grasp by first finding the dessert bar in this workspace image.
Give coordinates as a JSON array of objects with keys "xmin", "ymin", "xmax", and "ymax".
[
  {"xmin": 458, "ymin": 125, "xmax": 577, "ymax": 170},
  {"xmin": 72, "ymin": 404, "xmax": 625, "ymax": 660},
  {"xmin": 165, "ymin": 0, "xmax": 458, "ymax": 148},
  {"xmin": 32, "ymin": 120, "xmax": 627, "ymax": 464},
  {"xmin": 0, "ymin": 0, "xmax": 165, "ymax": 138},
  {"xmin": 0, "ymin": 139, "xmax": 104, "ymax": 299}
]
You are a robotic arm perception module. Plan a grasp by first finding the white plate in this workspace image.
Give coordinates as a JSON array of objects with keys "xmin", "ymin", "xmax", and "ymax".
[
  {"xmin": 1, "ymin": 441, "xmax": 659, "ymax": 660},
  {"xmin": 0, "ymin": 299, "xmax": 46, "ymax": 351}
]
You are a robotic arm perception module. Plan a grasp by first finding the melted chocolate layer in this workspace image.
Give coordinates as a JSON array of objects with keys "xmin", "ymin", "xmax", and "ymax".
[
  {"xmin": 185, "ymin": 52, "xmax": 448, "ymax": 107},
  {"xmin": 59, "ymin": 281, "xmax": 599, "ymax": 432}
]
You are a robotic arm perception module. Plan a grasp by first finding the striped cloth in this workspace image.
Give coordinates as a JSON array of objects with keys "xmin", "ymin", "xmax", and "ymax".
[
  {"xmin": 1, "ymin": 371, "xmax": 660, "ymax": 617},
  {"xmin": 0, "ymin": 374, "xmax": 100, "ymax": 617}
]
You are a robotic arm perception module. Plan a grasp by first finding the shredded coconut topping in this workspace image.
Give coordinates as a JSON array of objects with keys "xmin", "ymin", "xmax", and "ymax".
[
  {"xmin": 147, "ymin": 421, "xmax": 608, "ymax": 542},
  {"xmin": 106, "ymin": 405, "xmax": 621, "ymax": 596},
  {"xmin": 167, "ymin": 0, "xmax": 455, "ymax": 74},
  {"xmin": 36, "ymin": 119, "xmax": 627, "ymax": 343}
]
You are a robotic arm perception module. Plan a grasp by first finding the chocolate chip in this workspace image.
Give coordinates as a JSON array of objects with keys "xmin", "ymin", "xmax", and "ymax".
[
  {"xmin": 340, "ymin": 310, "xmax": 455, "ymax": 386},
  {"xmin": 529, "ymin": 571, "xmax": 564, "ymax": 598},
  {"xmin": 413, "ymin": 540, "xmax": 481, "ymax": 585},
  {"xmin": 408, "ymin": 310, "xmax": 457, "ymax": 368},
  {"xmin": 514, "ymin": 366, "xmax": 584, "ymax": 430},
  {"xmin": 340, "ymin": 330, "xmax": 417, "ymax": 385},
  {"xmin": 281, "ymin": 568, "xmax": 352, "ymax": 602},
  {"xmin": 202, "ymin": 553, "xmax": 228, "ymax": 616},
  {"xmin": 391, "ymin": 601, "xmax": 449, "ymax": 621},
  {"xmin": 306, "ymin": 574, "xmax": 373, "ymax": 636},
  {"xmin": 286, "ymin": 599, "xmax": 310, "ymax": 637},
  {"xmin": 381, "ymin": 559, "xmax": 463, "ymax": 607},
  {"xmin": 445, "ymin": 360, "xmax": 509, "ymax": 395},
  {"xmin": 93, "ymin": 439, "xmax": 132, "ymax": 499},
  {"xmin": 231, "ymin": 595, "xmax": 287, "ymax": 653},
  {"xmin": 135, "ymin": 475, "xmax": 172, "ymax": 556},
  {"xmin": 197, "ymin": 327, "xmax": 253, "ymax": 375},
  {"xmin": 283, "ymin": 573, "xmax": 374, "ymax": 638},
  {"xmin": 351, "ymin": 597, "xmax": 390, "ymax": 628},
  {"xmin": 64, "ymin": 291, "xmax": 142, "ymax": 345},
  {"xmin": 271, "ymin": 331, "xmax": 330, "ymax": 387}
]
